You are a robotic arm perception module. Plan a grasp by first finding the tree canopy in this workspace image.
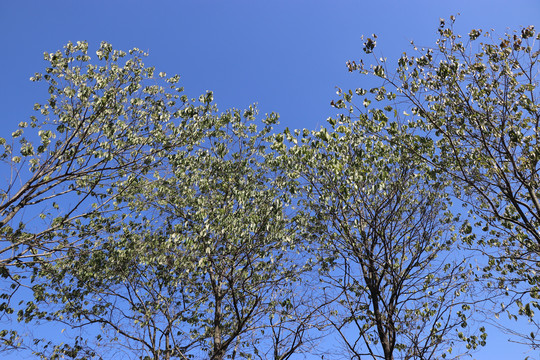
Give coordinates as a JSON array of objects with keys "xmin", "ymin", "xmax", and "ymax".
[
  {"xmin": 341, "ymin": 18, "xmax": 540, "ymax": 349},
  {"xmin": 1, "ymin": 20, "xmax": 539, "ymax": 360}
]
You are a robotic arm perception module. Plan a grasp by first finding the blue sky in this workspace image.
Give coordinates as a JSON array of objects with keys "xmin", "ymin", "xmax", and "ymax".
[{"xmin": 1, "ymin": 1, "xmax": 539, "ymax": 359}]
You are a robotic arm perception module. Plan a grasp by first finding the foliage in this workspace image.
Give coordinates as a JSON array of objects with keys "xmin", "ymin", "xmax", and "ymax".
[
  {"xmin": 342, "ymin": 17, "xmax": 540, "ymax": 348},
  {"xmin": 275, "ymin": 116, "xmax": 480, "ymax": 359},
  {"xmin": 0, "ymin": 40, "xmax": 200, "ymax": 352},
  {"xmin": 4, "ymin": 20, "xmax": 540, "ymax": 359},
  {"xmin": 33, "ymin": 104, "xmax": 318, "ymax": 360},
  {"xmin": 0, "ymin": 41, "xmax": 190, "ymax": 264}
]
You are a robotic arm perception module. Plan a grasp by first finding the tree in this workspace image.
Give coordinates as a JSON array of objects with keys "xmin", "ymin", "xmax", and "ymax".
[
  {"xmin": 0, "ymin": 41, "xmax": 202, "ymax": 351},
  {"xmin": 342, "ymin": 18, "xmax": 540, "ymax": 348},
  {"xmin": 276, "ymin": 118, "xmax": 481, "ymax": 360},
  {"xmin": 0, "ymin": 41, "xmax": 189, "ymax": 265},
  {"xmin": 33, "ymin": 104, "xmax": 319, "ymax": 360}
]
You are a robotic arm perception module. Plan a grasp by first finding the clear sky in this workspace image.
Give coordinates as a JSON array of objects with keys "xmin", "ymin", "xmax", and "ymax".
[{"xmin": 1, "ymin": 1, "xmax": 539, "ymax": 359}]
